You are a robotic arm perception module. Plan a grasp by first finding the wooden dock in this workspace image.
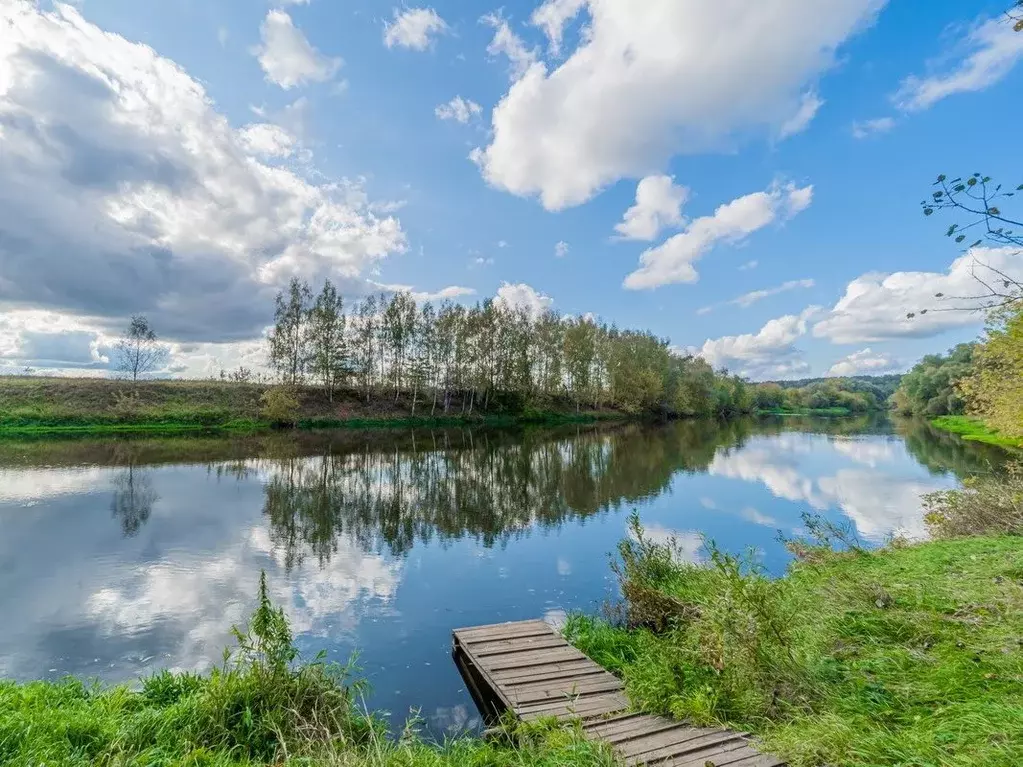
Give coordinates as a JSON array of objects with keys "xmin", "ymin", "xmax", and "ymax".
[{"xmin": 452, "ymin": 619, "xmax": 785, "ymax": 767}]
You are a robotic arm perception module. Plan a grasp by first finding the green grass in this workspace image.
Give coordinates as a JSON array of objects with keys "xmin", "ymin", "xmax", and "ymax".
[
  {"xmin": 0, "ymin": 574, "xmax": 613, "ymax": 767},
  {"xmin": 0, "ymin": 376, "xmax": 627, "ymax": 437},
  {"xmin": 930, "ymin": 415, "xmax": 1023, "ymax": 448},
  {"xmin": 758, "ymin": 407, "xmax": 854, "ymax": 417},
  {"xmin": 566, "ymin": 519, "xmax": 1023, "ymax": 767}
]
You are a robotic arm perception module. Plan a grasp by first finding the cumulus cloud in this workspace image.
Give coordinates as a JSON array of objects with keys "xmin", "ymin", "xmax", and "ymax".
[
  {"xmin": 435, "ymin": 96, "xmax": 482, "ymax": 124},
  {"xmin": 812, "ymin": 248, "xmax": 1022, "ymax": 344},
  {"xmin": 778, "ymin": 91, "xmax": 824, "ymax": 139},
  {"xmin": 530, "ymin": 0, "xmax": 587, "ymax": 56},
  {"xmin": 554, "ymin": 241, "xmax": 570, "ymax": 258},
  {"xmin": 495, "ymin": 282, "xmax": 554, "ymax": 318},
  {"xmin": 0, "ymin": 1, "xmax": 406, "ymax": 348},
  {"xmin": 739, "ymin": 260, "xmax": 759, "ymax": 271},
  {"xmin": 614, "ymin": 175, "xmax": 689, "ymax": 241},
  {"xmin": 0, "ymin": 310, "xmax": 114, "ymax": 374},
  {"xmin": 481, "ymin": 12, "xmax": 538, "ymax": 80},
  {"xmin": 851, "ymin": 116, "xmax": 896, "ymax": 138},
  {"xmin": 623, "ymin": 183, "xmax": 813, "ymax": 290},
  {"xmin": 895, "ymin": 17, "xmax": 1023, "ymax": 111},
  {"xmin": 698, "ymin": 307, "xmax": 819, "ymax": 379},
  {"xmin": 473, "ymin": 0, "xmax": 884, "ymax": 210},
  {"xmin": 828, "ymin": 348, "xmax": 900, "ymax": 377},
  {"xmin": 699, "ymin": 278, "xmax": 815, "ymax": 315},
  {"xmin": 384, "ymin": 8, "xmax": 448, "ymax": 51},
  {"xmin": 254, "ymin": 9, "xmax": 341, "ymax": 89},
  {"xmin": 236, "ymin": 123, "xmax": 296, "ymax": 158}
]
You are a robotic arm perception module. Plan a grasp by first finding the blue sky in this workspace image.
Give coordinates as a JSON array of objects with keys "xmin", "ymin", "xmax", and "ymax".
[{"xmin": 0, "ymin": 0, "xmax": 1021, "ymax": 378}]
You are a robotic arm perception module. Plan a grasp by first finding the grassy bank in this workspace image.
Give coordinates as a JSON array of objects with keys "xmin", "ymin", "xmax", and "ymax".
[
  {"xmin": 0, "ymin": 376, "xmax": 628, "ymax": 437},
  {"xmin": 0, "ymin": 574, "xmax": 612, "ymax": 767},
  {"xmin": 930, "ymin": 415, "xmax": 1023, "ymax": 449},
  {"xmin": 565, "ymin": 515, "xmax": 1023, "ymax": 767}
]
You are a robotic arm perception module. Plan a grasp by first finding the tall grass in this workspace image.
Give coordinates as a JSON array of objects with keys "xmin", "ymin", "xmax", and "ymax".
[
  {"xmin": 0, "ymin": 573, "xmax": 612, "ymax": 766},
  {"xmin": 566, "ymin": 514, "xmax": 1023, "ymax": 767}
]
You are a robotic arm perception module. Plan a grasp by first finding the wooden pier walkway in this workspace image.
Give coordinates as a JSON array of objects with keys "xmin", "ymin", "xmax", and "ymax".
[{"xmin": 452, "ymin": 619, "xmax": 785, "ymax": 767}]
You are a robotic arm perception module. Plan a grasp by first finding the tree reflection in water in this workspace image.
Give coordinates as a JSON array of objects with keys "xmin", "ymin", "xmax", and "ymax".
[
  {"xmin": 259, "ymin": 420, "xmax": 755, "ymax": 569},
  {"xmin": 110, "ymin": 462, "xmax": 158, "ymax": 537},
  {"xmin": 70, "ymin": 416, "xmax": 1012, "ymax": 554}
]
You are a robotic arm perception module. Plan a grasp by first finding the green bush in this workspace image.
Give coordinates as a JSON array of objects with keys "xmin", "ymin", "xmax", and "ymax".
[{"xmin": 260, "ymin": 386, "xmax": 300, "ymax": 426}]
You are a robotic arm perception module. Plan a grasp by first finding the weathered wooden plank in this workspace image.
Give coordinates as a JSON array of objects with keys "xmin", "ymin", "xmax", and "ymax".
[
  {"xmin": 518, "ymin": 692, "xmax": 630, "ymax": 721},
  {"xmin": 507, "ymin": 678, "xmax": 624, "ymax": 705},
  {"xmin": 633, "ymin": 732, "xmax": 748, "ymax": 766},
  {"xmin": 502, "ymin": 669, "xmax": 613, "ymax": 690},
  {"xmin": 671, "ymin": 743, "xmax": 763, "ymax": 767},
  {"xmin": 619, "ymin": 726, "xmax": 731, "ymax": 760},
  {"xmin": 587, "ymin": 716, "xmax": 695, "ymax": 744},
  {"xmin": 469, "ymin": 636, "xmax": 568, "ymax": 655},
  {"xmin": 478, "ymin": 646, "xmax": 588, "ymax": 671},
  {"xmin": 505, "ymin": 672, "xmax": 620, "ymax": 696},
  {"xmin": 454, "ymin": 621, "xmax": 550, "ymax": 641},
  {"xmin": 491, "ymin": 660, "xmax": 599, "ymax": 683}
]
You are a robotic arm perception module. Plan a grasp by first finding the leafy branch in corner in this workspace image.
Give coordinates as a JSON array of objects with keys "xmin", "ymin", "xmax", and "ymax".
[{"xmin": 915, "ymin": 172, "xmax": 1023, "ymax": 316}]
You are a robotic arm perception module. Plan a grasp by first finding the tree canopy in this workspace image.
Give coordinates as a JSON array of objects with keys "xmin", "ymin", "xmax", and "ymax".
[{"xmin": 891, "ymin": 344, "xmax": 974, "ymax": 417}]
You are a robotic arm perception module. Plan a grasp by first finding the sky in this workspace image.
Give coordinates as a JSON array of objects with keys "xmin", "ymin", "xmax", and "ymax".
[{"xmin": 0, "ymin": 0, "xmax": 1021, "ymax": 380}]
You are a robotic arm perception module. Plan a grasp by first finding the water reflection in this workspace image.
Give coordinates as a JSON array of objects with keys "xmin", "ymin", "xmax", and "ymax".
[
  {"xmin": 0, "ymin": 417, "xmax": 1007, "ymax": 737},
  {"xmin": 110, "ymin": 463, "xmax": 158, "ymax": 537}
]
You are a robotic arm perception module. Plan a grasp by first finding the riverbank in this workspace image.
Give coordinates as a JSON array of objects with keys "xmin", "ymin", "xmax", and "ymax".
[
  {"xmin": 566, "ymin": 516, "xmax": 1023, "ymax": 767},
  {"xmin": 0, "ymin": 376, "xmax": 628, "ymax": 437},
  {"xmin": 930, "ymin": 415, "xmax": 1023, "ymax": 449}
]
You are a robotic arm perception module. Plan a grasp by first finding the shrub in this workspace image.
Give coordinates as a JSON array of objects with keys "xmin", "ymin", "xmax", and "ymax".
[
  {"xmin": 260, "ymin": 385, "xmax": 300, "ymax": 426},
  {"xmin": 924, "ymin": 461, "xmax": 1023, "ymax": 538}
]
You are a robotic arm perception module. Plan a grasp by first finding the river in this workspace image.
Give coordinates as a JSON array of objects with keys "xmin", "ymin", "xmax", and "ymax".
[{"xmin": 0, "ymin": 415, "xmax": 1008, "ymax": 737}]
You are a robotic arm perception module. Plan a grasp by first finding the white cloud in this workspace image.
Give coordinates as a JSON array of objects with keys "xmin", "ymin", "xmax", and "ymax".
[
  {"xmin": 413, "ymin": 286, "xmax": 476, "ymax": 302},
  {"xmin": 851, "ymin": 116, "xmax": 896, "ymax": 138},
  {"xmin": 0, "ymin": 0, "xmax": 405, "ymax": 349},
  {"xmin": 435, "ymin": 96, "xmax": 483, "ymax": 124},
  {"xmin": 554, "ymin": 241, "xmax": 570, "ymax": 258},
  {"xmin": 778, "ymin": 91, "xmax": 824, "ymax": 139},
  {"xmin": 236, "ymin": 123, "xmax": 296, "ymax": 158},
  {"xmin": 473, "ymin": 0, "xmax": 885, "ymax": 210},
  {"xmin": 495, "ymin": 282, "xmax": 554, "ymax": 318},
  {"xmin": 698, "ymin": 307, "xmax": 819, "ymax": 379},
  {"xmin": 700, "ymin": 278, "xmax": 815, "ymax": 314},
  {"xmin": 481, "ymin": 12, "xmax": 539, "ymax": 80},
  {"xmin": 614, "ymin": 175, "xmax": 689, "ymax": 241},
  {"xmin": 635, "ymin": 525, "xmax": 705, "ymax": 563},
  {"xmin": 384, "ymin": 8, "xmax": 448, "ymax": 51},
  {"xmin": 740, "ymin": 507, "xmax": 779, "ymax": 527},
  {"xmin": 828, "ymin": 348, "xmax": 900, "ymax": 377},
  {"xmin": 254, "ymin": 9, "xmax": 341, "ymax": 89},
  {"xmin": 739, "ymin": 260, "xmax": 759, "ymax": 271},
  {"xmin": 812, "ymin": 248, "xmax": 1022, "ymax": 344},
  {"xmin": 895, "ymin": 17, "xmax": 1023, "ymax": 111},
  {"xmin": 623, "ymin": 183, "xmax": 813, "ymax": 290},
  {"xmin": 530, "ymin": 0, "xmax": 587, "ymax": 56}
]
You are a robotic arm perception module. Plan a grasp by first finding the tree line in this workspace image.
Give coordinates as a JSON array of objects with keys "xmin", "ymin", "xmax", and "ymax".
[{"xmin": 265, "ymin": 278, "xmax": 758, "ymax": 417}]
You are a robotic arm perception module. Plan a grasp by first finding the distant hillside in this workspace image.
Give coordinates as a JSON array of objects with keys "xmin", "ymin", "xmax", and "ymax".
[{"xmin": 767, "ymin": 374, "xmax": 904, "ymax": 401}]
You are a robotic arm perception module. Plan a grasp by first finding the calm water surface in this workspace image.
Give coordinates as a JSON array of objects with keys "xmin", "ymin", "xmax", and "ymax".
[{"xmin": 0, "ymin": 416, "xmax": 1008, "ymax": 737}]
